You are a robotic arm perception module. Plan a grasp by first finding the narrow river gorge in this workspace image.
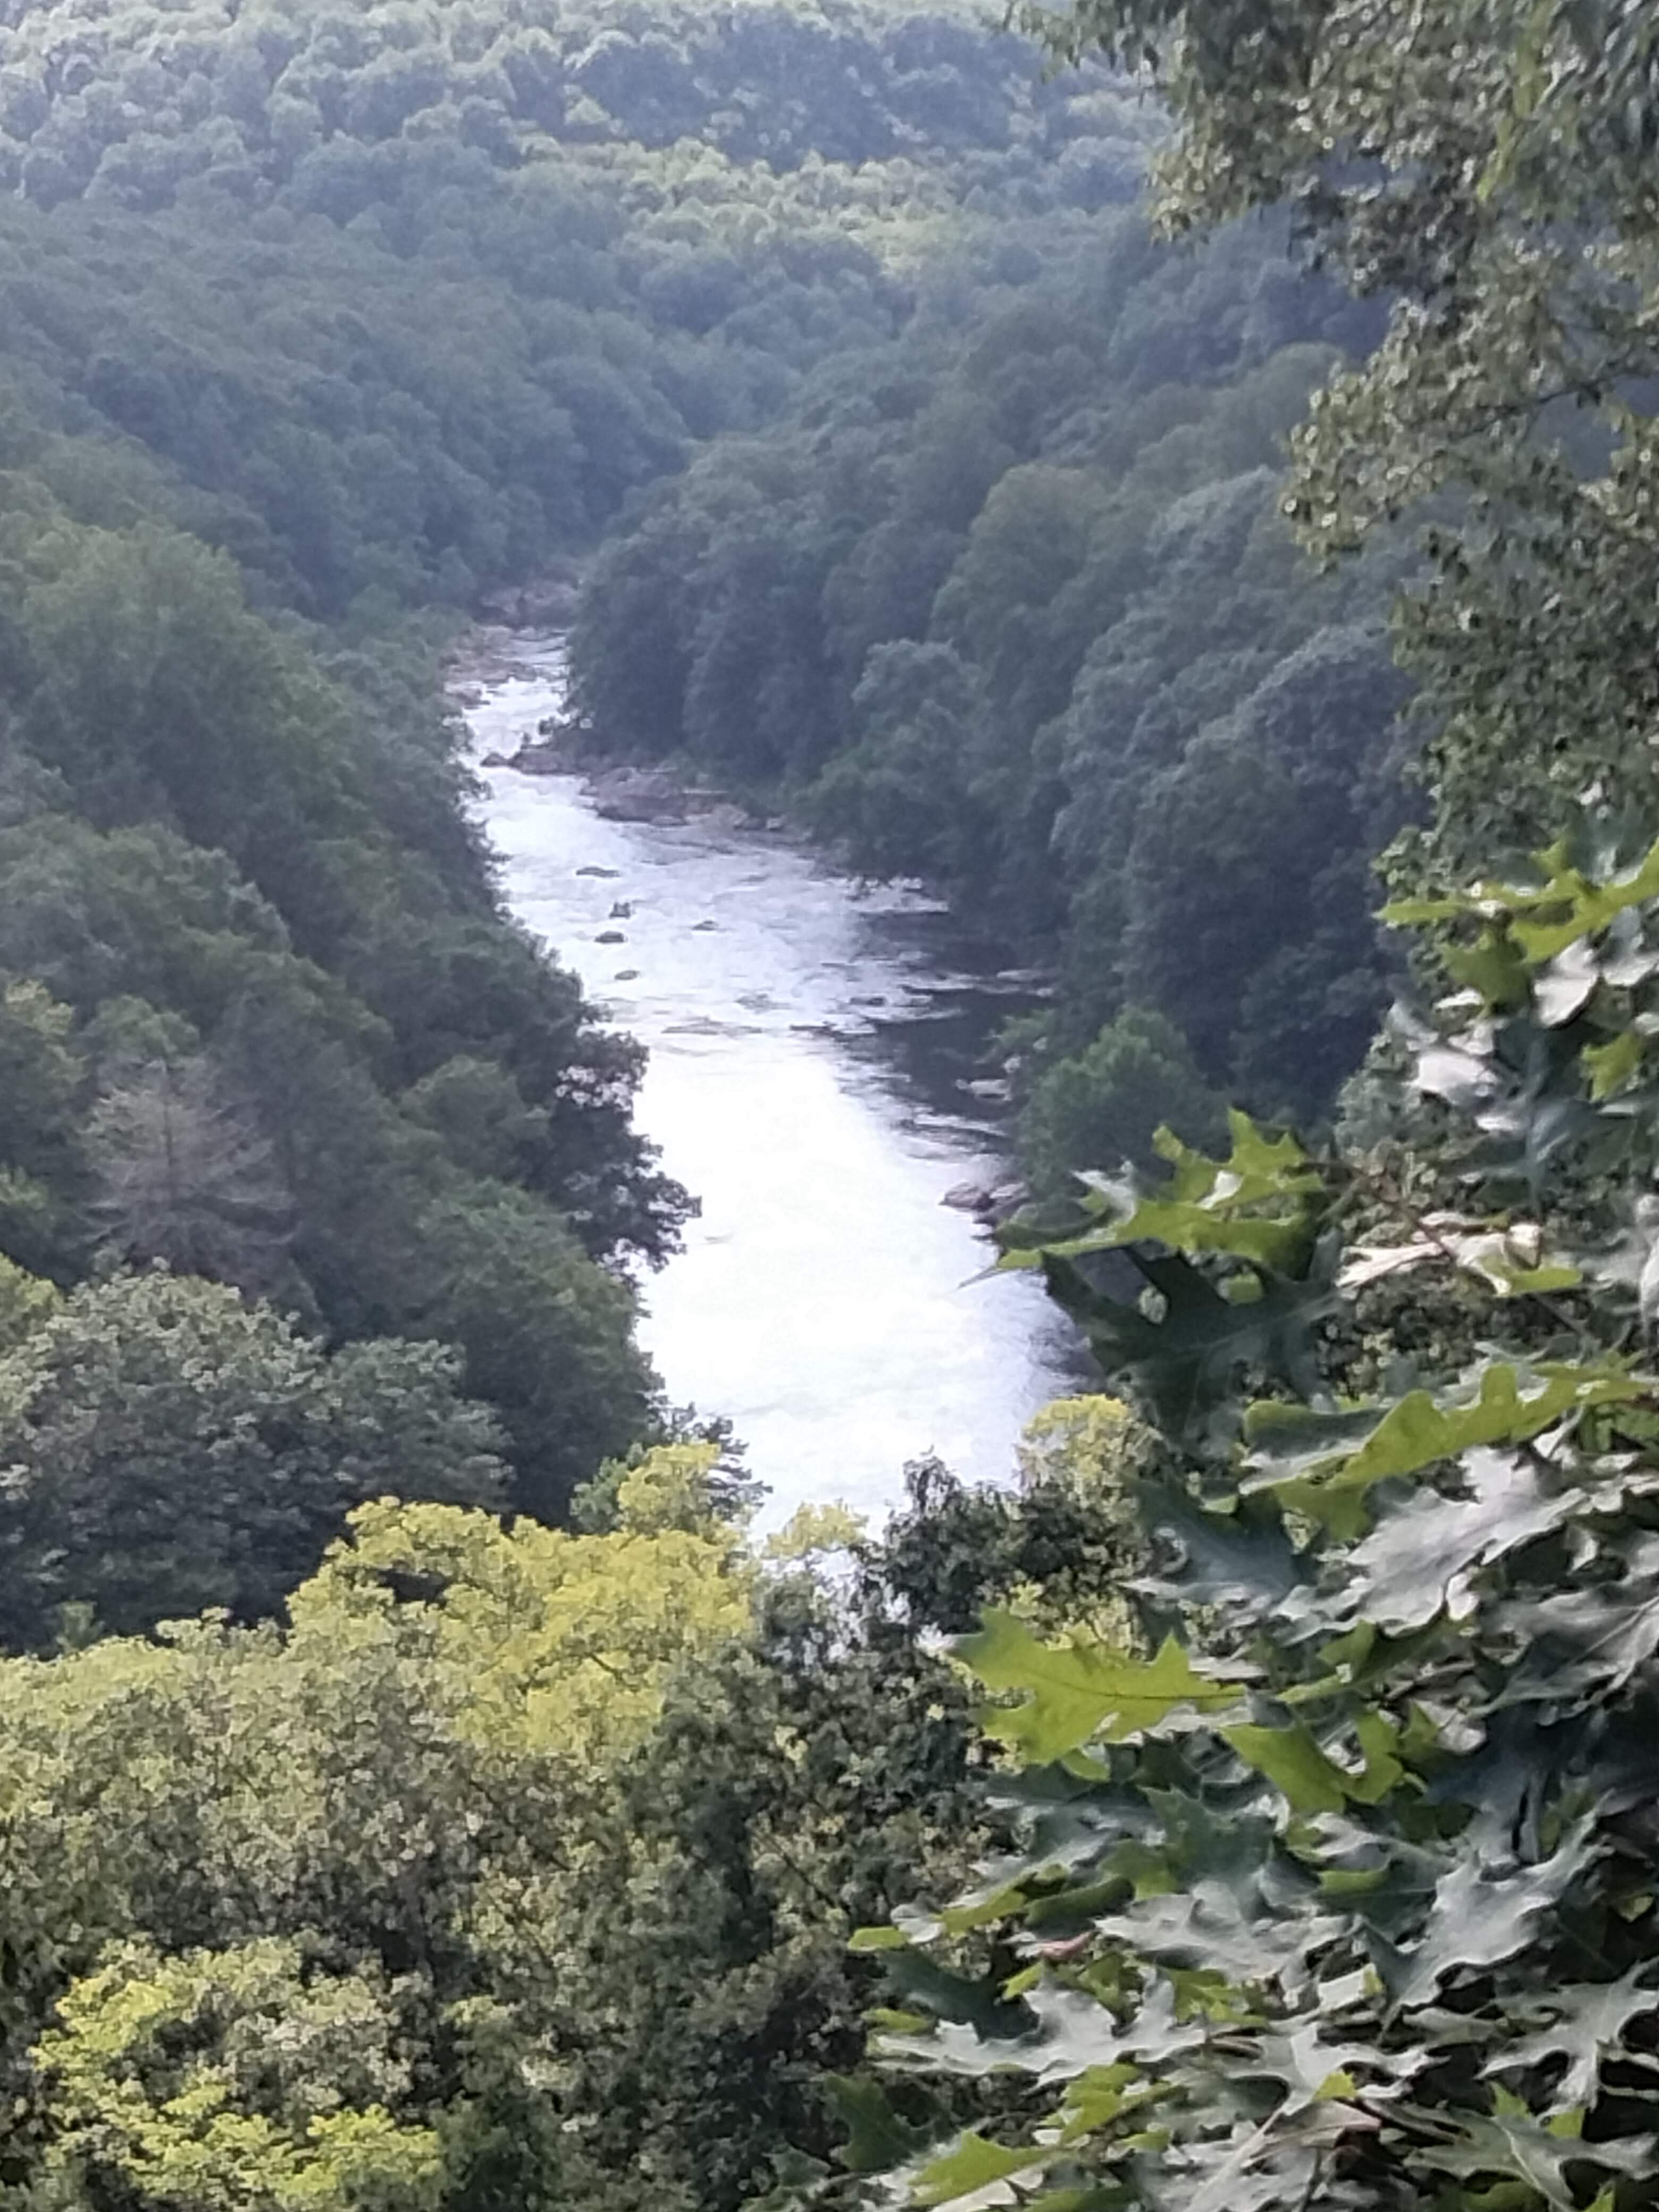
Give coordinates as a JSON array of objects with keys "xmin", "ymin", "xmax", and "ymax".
[{"xmin": 458, "ymin": 634, "xmax": 1080, "ymax": 1525}]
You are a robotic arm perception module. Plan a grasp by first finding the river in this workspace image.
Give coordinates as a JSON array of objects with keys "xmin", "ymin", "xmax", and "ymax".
[{"xmin": 458, "ymin": 635, "xmax": 1080, "ymax": 1527}]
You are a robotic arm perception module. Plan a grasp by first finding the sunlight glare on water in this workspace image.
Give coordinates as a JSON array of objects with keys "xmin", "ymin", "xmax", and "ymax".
[{"xmin": 460, "ymin": 637, "xmax": 1079, "ymax": 1527}]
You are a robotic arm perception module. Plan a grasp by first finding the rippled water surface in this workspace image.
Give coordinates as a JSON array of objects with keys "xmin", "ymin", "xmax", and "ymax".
[{"xmin": 462, "ymin": 638, "xmax": 1079, "ymax": 1523}]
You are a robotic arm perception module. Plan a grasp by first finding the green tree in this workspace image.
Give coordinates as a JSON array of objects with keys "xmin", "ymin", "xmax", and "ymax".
[
  {"xmin": 408, "ymin": 1179, "xmax": 653, "ymax": 1523},
  {"xmin": 19, "ymin": 522, "xmax": 363, "ymax": 910},
  {"xmin": 0, "ymin": 1269, "xmax": 507, "ymax": 1649},
  {"xmin": 1018, "ymin": 1005, "xmax": 1226, "ymax": 1202},
  {"xmin": 809, "ymin": 642, "xmax": 989, "ymax": 887},
  {"xmin": 0, "ymin": 975, "xmax": 86, "ymax": 1276},
  {"xmin": 33, "ymin": 1939, "xmax": 446, "ymax": 2212},
  {"xmin": 0, "ymin": 1461, "xmax": 757, "ymax": 2202},
  {"xmin": 1018, "ymin": 0, "xmax": 1659, "ymax": 875},
  {"xmin": 0, "ymin": 976, "xmax": 83, "ymax": 1180},
  {"xmin": 1121, "ymin": 623, "xmax": 1405, "ymax": 1100}
]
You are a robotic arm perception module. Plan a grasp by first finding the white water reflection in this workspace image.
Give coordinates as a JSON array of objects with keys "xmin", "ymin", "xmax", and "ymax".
[{"xmin": 461, "ymin": 638, "xmax": 1079, "ymax": 1526}]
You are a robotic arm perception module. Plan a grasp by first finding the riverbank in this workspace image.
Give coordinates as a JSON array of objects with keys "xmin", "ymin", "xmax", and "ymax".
[{"xmin": 454, "ymin": 624, "xmax": 768, "ymax": 831}]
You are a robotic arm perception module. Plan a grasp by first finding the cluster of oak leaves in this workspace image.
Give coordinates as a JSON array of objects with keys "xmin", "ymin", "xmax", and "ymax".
[{"xmin": 819, "ymin": 824, "xmax": 1659, "ymax": 2212}]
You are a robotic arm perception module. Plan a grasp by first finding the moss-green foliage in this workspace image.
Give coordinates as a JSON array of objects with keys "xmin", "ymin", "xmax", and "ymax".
[
  {"xmin": 0, "ymin": 1465, "xmax": 756, "ymax": 2206},
  {"xmin": 33, "ymin": 1939, "xmax": 447, "ymax": 2212},
  {"xmin": 814, "ymin": 828, "xmax": 1659, "ymax": 2212},
  {"xmin": 0, "ymin": 1432, "xmax": 1142, "ymax": 2212}
]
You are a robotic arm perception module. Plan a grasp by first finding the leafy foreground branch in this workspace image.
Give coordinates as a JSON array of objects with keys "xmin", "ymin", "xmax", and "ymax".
[{"xmin": 820, "ymin": 822, "xmax": 1659, "ymax": 2211}]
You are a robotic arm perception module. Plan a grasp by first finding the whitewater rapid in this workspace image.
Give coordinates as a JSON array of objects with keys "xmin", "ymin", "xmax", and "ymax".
[{"xmin": 461, "ymin": 637, "xmax": 1079, "ymax": 1526}]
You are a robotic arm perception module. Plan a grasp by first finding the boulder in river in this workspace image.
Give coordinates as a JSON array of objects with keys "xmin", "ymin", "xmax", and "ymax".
[
  {"xmin": 596, "ymin": 929, "xmax": 626, "ymax": 945},
  {"xmin": 476, "ymin": 573, "xmax": 581, "ymax": 629},
  {"xmin": 696, "ymin": 800, "xmax": 751, "ymax": 834},
  {"xmin": 942, "ymin": 1178, "xmax": 1026, "ymax": 1221},
  {"xmin": 576, "ymin": 865, "xmax": 621, "ymax": 879},
  {"xmin": 586, "ymin": 766, "xmax": 691, "ymax": 825},
  {"xmin": 942, "ymin": 1179, "xmax": 995, "ymax": 1214},
  {"xmin": 509, "ymin": 735, "xmax": 577, "ymax": 775}
]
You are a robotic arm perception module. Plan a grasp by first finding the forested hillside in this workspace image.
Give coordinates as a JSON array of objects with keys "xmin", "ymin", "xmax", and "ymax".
[
  {"xmin": 0, "ymin": 0, "xmax": 1130, "ymax": 194},
  {"xmin": 0, "ymin": 0, "xmax": 1410, "ymax": 1198},
  {"xmin": 0, "ymin": 0, "xmax": 1149, "ymax": 1542},
  {"xmin": 809, "ymin": 12, "xmax": 1659, "ymax": 2211},
  {"xmin": 7, "ymin": 0, "xmax": 1659, "ymax": 2208},
  {"xmin": 0, "ymin": 466, "xmax": 684, "ymax": 1523},
  {"xmin": 0, "ymin": 0, "xmax": 1149, "ymax": 611},
  {"xmin": 568, "ymin": 214, "xmax": 1405, "ymax": 1175},
  {"xmin": 0, "ymin": 7, "xmax": 1174, "ymax": 2192}
]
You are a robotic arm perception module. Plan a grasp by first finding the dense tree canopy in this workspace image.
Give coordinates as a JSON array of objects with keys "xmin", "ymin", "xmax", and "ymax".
[
  {"xmin": 0, "ymin": 0, "xmax": 1151, "ymax": 617},
  {"xmin": 568, "ymin": 212, "xmax": 1407, "ymax": 1176},
  {"xmin": 0, "ymin": 1267, "xmax": 508, "ymax": 1650},
  {"xmin": 0, "ymin": 1429, "xmax": 1146, "ymax": 2211},
  {"xmin": 1014, "ymin": 0, "xmax": 1659, "ymax": 879}
]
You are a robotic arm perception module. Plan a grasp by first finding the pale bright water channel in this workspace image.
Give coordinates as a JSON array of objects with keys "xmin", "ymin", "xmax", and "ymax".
[{"xmin": 459, "ymin": 636, "xmax": 1079, "ymax": 1526}]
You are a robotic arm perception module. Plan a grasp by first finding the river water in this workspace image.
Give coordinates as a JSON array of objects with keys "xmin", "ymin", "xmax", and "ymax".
[{"xmin": 459, "ymin": 637, "xmax": 1079, "ymax": 1526}]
